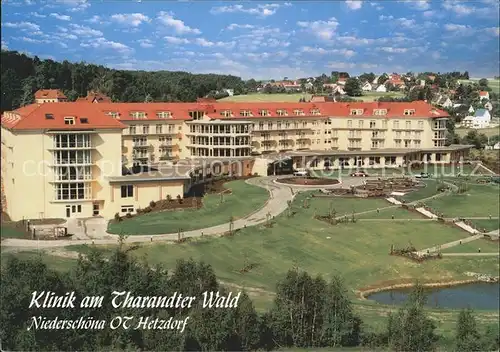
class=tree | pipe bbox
[344,78,362,96]
[455,308,481,351]
[386,284,438,351]
[378,74,389,85]
[462,130,488,149]
[478,78,488,88]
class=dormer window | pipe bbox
[293,109,304,116]
[350,109,364,115]
[374,109,387,116]
[220,110,232,117]
[80,117,88,124]
[276,109,288,116]
[404,109,415,116]
[156,111,172,119]
[130,111,146,119]
[106,111,120,119]
[45,113,54,120]
[64,117,75,125]
[310,109,320,115]
[240,110,252,117]
[259,110,270,117]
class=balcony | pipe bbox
[49,143,94,150]
[133,143,151,149]
[159,155,175,161]
[52,159,92,166]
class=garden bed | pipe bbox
[277,177,340,186]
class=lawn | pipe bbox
[354,91,405,102]
[356,208,425,219]
[107,180,269,235]
[469,219,500,232]
[440,240,499,254]
[0,250,78,272]
[458,79,500,95]
[456,127,500,138]
[82,192,499,308]
[0,223,30,238]
[424,183,500,218]
[218,93,311,102]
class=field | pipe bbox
[458,78,500,95]
[456,127,499,138]
[107,180,269,235]
[218,91,404,103]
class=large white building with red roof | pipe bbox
[1,98,471,221]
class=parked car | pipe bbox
[414,172,430,179]
[350,171,368,177]
[293,169,310,177]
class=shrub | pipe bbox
[125,213,132,218]
[177,195,183,204]
[136,208,142,214]
[166,194,172,202]
[149,200,156,208]
[114,213,121,222]
[143,206,152,213]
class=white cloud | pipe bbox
[86,15,101,23]
[56,0,90,12]
[442,0,496,17]
[13,36,49,44]
[297,17,338,40]
[157,11,201,34]
[69,24,103,37]
[327,61,356,69]
[30,12,46,18]
[431,51,441,60]
[110,13,150,27]
[80,37,133,54]
[164,36,190,44]
[194,38,236,49]
[401,0,430,10]
[227,23,255,30]
[360,63,379,69]
[395,17,417,29]
[301,48,356,57]
[378,15,393,20]
[377,47,408,53]
[422,10,435,17]
[50,13,71,21]
[138,39,154,48]
[3,21,40,31]
[1,40,7,50]
[210,3,291,17]
[345,1,363,10]
[484,27,500,36]
[444,23,471,32]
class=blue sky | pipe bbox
[2,0,499,80]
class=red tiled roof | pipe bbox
[34,89,67,100]
[1,101,449,130]
[76,91,112,103]
[1,103,126,130]
[479,91,488,96]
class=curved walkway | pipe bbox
[1,176,366,250]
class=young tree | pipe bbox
[386,283,438,351]
[344,78,362,97]
[455,308,481,352]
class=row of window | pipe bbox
[129,124,179,135]
[189,125,251,134]
[54,183,91,200]
[53,134,92,148]
[346,120,425,129]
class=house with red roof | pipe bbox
[479,91,490,101]
[34,89,67,103]
[76,91,112,103]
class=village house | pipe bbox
[462,109,492,129]
[362,82,372,91]
[479,91,490,101]
[34,89,68,104]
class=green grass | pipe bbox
[401,180,439,202]
[356,207,424,219]
[218,93,311,102]
[456,127,500,138]
[440,239,499,254]
[0,223,30,238]
[0,251,78,272]
[458,79,500,95]
[355,92,405,102]
[470,219,500,232]
[107,180,269,235]
[424,184,500,218]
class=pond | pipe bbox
[367,282,500,310]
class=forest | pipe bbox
[1,242,498,351]
[1,50,259,112]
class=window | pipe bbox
[350,109,363,115]
[404,140,411,148]
[130,111,146,119]
[374,109,387,116]
[418,120,424,129]
[382,120,388,129]
[259,110,270,116]
[156,124,162,134]
[107,111,120,119]
[370,120,376,128]
[129,126,136,135]
[143,125,149,134]
[220,110,232,117]
[45,113,54,119]
[240,110,252,117]
[54,183,90,200]
[277,109,287,116]
[64,117,75,125]
[121,185,134,198]
[80,117,88,124]
[121,205,134,213]
[358,120,364,128]
[393,120,400,129]
[405,120,411,129]
[404,109,415,116]
[310,109,321,115]
[347,120,353,127]
[156,111,171,119]
[294,109,304,116]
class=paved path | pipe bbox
[416,234,484,255]
[442,252,500,257]
[1,176,367,250]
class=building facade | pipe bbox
[1,97,471,221]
